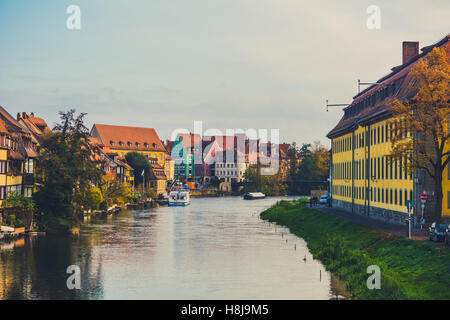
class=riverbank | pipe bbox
[260,199,450,300]
[189,189,237,197]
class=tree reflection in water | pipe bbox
[0,233,103,299]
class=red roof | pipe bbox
[327,35,450,138]
[91,124,166,152]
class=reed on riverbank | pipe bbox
[260,199,450,300]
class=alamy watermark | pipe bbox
[170,121,280,176]
[366,5,381,30]
[66,265,81,290]
[366,265,381,290]
[66,5,81,30]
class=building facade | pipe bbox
[90,124,166,167]
[327,36,450,224]
[0,107,39,205]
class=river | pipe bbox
[0,196,348,300]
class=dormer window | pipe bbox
[127,142,132,147]
[119,141,124,146]
[136,142,140,148]
[144,143,149,148]
[152,143,157,148]
[110,140,114,146]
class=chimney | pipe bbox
[402,41,419,64]
[22,112,27,119]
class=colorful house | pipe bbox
[172,133,202,182]
[0,106,38,205]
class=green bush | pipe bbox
[7,214,16,226]
[14,219,24,228]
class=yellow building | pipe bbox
[0,106,38,207]
[328,36,449,223]
[149,158,167,196]
[90,124,166,167]
[164,153,175,182]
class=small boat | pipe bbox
[168,189,190,206]
[243,192,266,200]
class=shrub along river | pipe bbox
[0,196,348,299]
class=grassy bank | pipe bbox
[260,199,450,300]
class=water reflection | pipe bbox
[0,196,348,300]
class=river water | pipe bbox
[0,196,348,300]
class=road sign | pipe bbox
[420,191,427,203]
[406,200,413,212]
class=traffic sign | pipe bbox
[420,191,427,203]
[406,200,413,212]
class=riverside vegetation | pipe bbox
[260,199,450,299]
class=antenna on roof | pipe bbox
[358,79,380,94]
[326,99,350,112]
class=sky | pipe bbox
[0,0,448,147]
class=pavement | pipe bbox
[313,204,432,241]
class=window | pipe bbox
[110,140,115,146]
[448,191,450,209]
[394,159,398,179]
[377,157,380,180]
[24,159,34,174]
[0,160,6,174]
[400,158,404,179]
[24,187,33,198]
[377,126,380,144]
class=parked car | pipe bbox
[428,222,450,242]
[319,195,328,205]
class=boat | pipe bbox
[168,189,190,206]
[243,192,266,200]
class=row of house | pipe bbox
[167,132,291,189]
[327,34,450,223]
[0,108,292,202]
[0,110,50,206]
[89,124,174,195]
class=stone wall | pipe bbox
[332,199,409,226]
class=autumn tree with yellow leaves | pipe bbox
[389,47,449,221]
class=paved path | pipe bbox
[314,205,430,240]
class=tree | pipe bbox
[389,47,449,222]
[286,142,300,192]
[289,143,329,195]
[311,141,330,182]
[33,110,103,232]
[100,179,133,206]
[2,192,34,212]
[125,152,151,187]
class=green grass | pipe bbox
[260,199,450,300]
